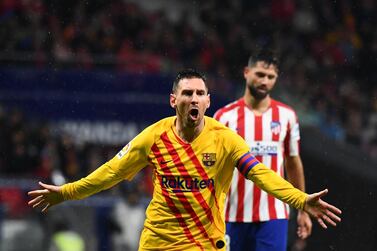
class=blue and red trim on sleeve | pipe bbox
[237,152,260,177]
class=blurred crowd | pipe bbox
[1,0,377,159]
[0,105,154,192]
[1,0,377,150]
[0,105,107,180]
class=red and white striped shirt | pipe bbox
[214,98,300,222]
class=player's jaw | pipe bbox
[186,105,204,128]
[248,84,271,100]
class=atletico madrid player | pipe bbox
[214,50,311,251]
[28,69,341,251]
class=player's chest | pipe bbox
[227,112,290,142]
[150,140,220,178]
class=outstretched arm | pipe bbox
[28,127,154,213]
[239,156,342,228]
[285,155,312,239]
[28,161,126,213]
[304,189,342,229]
[28,182,64,213]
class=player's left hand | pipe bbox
[304,189,342,229]
[28,181,64,213]
[296,210,312,239]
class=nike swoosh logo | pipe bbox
[160,160,173,165]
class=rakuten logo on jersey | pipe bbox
[249,141,279,156]
[161,176,214,192]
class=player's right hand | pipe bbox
[28,181,64,213]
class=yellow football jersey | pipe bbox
[61,116,307,250]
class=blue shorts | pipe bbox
[226,219,288,251]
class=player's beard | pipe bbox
[248,84,270,100]
[186,115,197,128]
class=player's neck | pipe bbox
[174,118,204,143]
[243,94,271,115]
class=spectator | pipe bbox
[111,184,146,251]
[49,221,85,251]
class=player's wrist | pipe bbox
[60,184,70,201]
[298,209,309,215]
[302,194,309,211]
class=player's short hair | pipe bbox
[247,49,280,72]
[172,69,208,94]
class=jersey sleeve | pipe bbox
[242,162,307,209]
[222,128,251,166]
[61,125,156,200]
[285,111,300,156]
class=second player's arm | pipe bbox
[285,155,312,238]
[285,156,305,191]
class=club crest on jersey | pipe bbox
[270,121,281,135]
[202,153,216,167]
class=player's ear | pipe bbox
[206,93,210,108]
[243,67,250,78]
[170,93,177,109]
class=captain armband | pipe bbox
[236,152,260,177]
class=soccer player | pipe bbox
[28,69,341,251]
[214,50,311,251]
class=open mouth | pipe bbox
[189,108,199,120]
